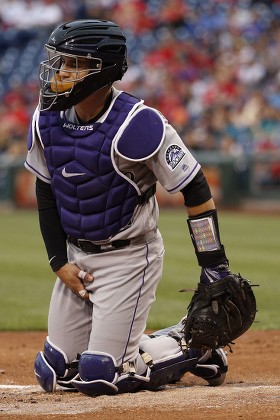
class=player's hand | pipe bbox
[55,263,94,300]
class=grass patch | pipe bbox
[0,208,278,330]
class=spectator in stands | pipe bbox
[0,90,30,158]
[0,0,63,30]
[1,0,280,175]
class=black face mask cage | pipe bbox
[38,47,103,111]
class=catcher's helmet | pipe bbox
[39,19,128,111]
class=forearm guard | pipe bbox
[187,209,228,267]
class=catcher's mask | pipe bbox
[39,19,128,111]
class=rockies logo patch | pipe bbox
[165,145,186,170]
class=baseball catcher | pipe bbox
[182,210,257,350]
[25,18,256,397]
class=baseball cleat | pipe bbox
[188,347,228,386]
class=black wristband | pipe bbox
[187,209,228,267]
[49,256,68,272]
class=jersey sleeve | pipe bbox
[24,108,51,183]
[146,123,201,194]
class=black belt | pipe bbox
[68,237,130,253]
[68,229,158,254]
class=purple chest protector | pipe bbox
[38,92,142,241]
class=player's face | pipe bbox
[39,48,102,94]
[59,56,90,81]
[48,55,90,93]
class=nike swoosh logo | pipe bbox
[62,168,86,178]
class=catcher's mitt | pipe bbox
[182,274,257,349]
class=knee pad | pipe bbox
[34,351,56,392]
[139,335,198,390]
[34,336,78,392]
[72,351,119,396]
[72,351,150,396]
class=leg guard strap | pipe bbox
[116,364,150,394]
[139,335,198,390]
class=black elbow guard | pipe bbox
[181,169,212,207]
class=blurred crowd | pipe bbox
[0,0,280,186]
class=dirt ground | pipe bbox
[0,330,279,419]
